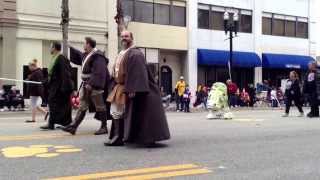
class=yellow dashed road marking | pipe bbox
[1,145,82,158]
[54,145,75,149]
[110,168,211,180]
[0,133,92,142]
[1,146,47,158]
[55,149,82,153]
[36,153,60,158]
[45,164,211,180]
[29,145,54,148]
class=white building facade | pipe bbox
[0,0,318,98]
[1,0,188,97]
[187,0,317,92]
[0,0,109,92]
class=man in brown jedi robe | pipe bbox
[40,42,73,130]
[104,31,170,146]
[62,37,111,135]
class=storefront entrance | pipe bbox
[262,68,306,87]
[160,65,172,95]
[203,66,254,89]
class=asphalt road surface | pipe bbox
[1,108,320,180]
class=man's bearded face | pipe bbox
[120,32,133,48]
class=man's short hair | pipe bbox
[85,37,96,48]
[52,42,61,51]
[121,30,134,40]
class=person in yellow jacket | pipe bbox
[175,76,186,112]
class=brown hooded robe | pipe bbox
[123,48,170,144]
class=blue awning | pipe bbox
[197,49,261,68]
[262,53,315,69]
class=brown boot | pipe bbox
[62,110,86,135]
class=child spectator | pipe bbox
[183,86,191,113]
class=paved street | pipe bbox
[1,108,320,180]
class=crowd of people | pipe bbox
[169,61,320,119]
[0,85,25,112]
[171,79,260,112]
[164,75,305,114]
[283,62,320,118]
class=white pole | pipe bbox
[0,78,42,84]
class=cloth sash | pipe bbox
[82,48,98,72]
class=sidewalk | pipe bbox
[0,110,32,116]
[164,103,284,112]
[0,105,285,116]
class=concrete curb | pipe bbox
[0,107,285,116]
[164,106,284,113]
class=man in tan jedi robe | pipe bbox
[104,31,170,146]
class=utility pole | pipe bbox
[61,0,69,57]
[224,10,239,81]
[115,0,125,52]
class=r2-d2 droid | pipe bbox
[206,82,233,120]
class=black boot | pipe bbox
[40,113,55,130]
[94,119,108,135]
[94,112,108,135]
[40,123,54,130]
[104,119,124,146]
[62,110,86,135]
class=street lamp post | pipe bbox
[224,9,239,81]
[115,0,124,52]
[115,0,131,52]
[61,0,69,57]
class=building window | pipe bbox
[171,1,186,27]
[239,13,252,33]
[198,5,210,29]
[262,17,272,35]
[135,0,154,23]
[285,19,296,37]
[122,0,186,27]
[212,11,224,30]
[122,0,134,18]
[262,12,309,39]
[198,4,252,33]
[272,18,285,36]
[297,21,308,38]
[154,0,170,25]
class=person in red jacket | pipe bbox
[226,79,238,107]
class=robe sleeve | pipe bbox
[87,55,107,90]
[124,49,150,93]
[58,55,73,94]
[69,46,83,66]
